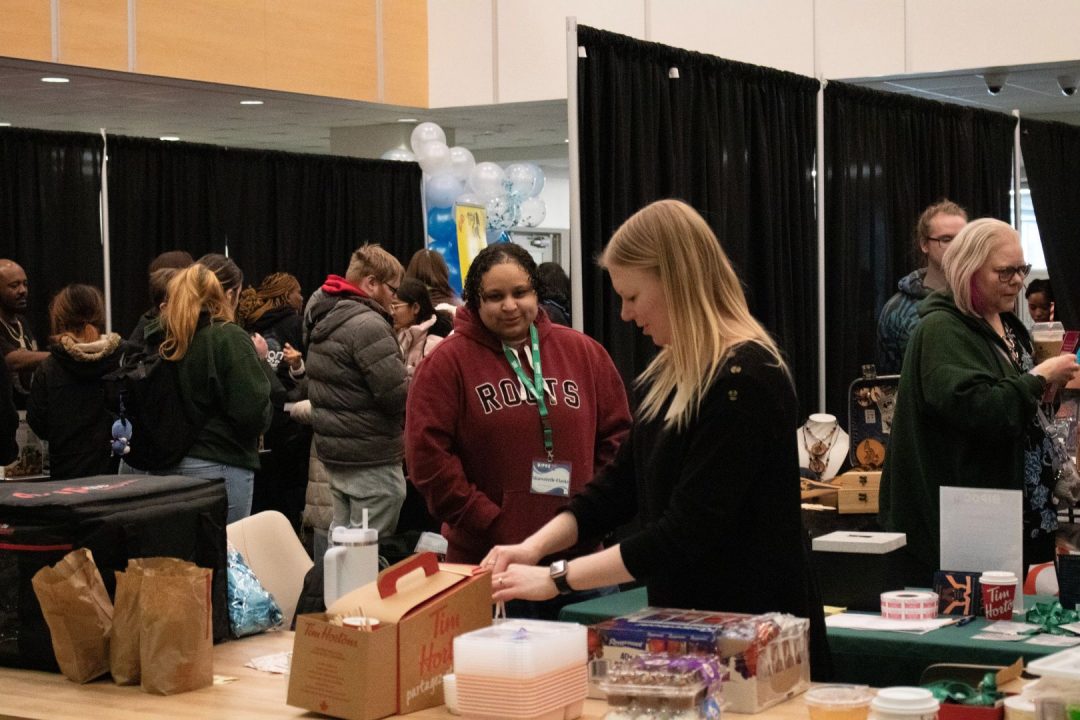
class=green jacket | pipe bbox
[878,291,1045,567]
[175,319,272,471]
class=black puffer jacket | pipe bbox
[27,333,132,479]
[304,277,406,467]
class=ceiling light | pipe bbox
[564,138,570,143]
[159,135,180,142]
[41,77,69,83]
[397,118,418,123]
[240,100,264,105]
[0,123,10,127]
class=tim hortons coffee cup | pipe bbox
[979,571,1018,620]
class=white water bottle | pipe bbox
[323,509,379,607]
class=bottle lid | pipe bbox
[980,571,1017,585]
[331,525,378,545]
[871,687,939,715]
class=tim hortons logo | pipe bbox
[408,606,461,704]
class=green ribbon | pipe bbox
[1025,601,1079,635]
[923,673,1003,707]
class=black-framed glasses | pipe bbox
[994,264,1032,283]
[927,235,955,244]
[386,282,399,295]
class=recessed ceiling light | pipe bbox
[240,100,264,105]
[41,77,69,83]
[0,123,10,127]
[397,118,418,123]
[159,135,180,142]
[564,138,570,143]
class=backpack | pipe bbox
[104,348,199,471]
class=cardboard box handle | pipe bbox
[378,552,440,599]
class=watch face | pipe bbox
[550,559,567,576]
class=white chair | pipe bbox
[226,510,313,627]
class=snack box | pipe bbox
[589,608,810,714]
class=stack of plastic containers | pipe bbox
[452,619,588,720]
[1024,646,1080,720]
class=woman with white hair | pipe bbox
[483,199,827,672]
[880,218,1079,584]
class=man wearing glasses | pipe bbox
[877,200,968,374]
[303,244,408,538]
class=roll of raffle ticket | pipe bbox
[879,591,939,620]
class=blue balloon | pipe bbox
[485,227,510,244]
[426,206,463,295]
[427,205,456,246]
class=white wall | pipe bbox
[427,0,1080,106]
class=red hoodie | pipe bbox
[321,274,368,298]
[405,305,632,563]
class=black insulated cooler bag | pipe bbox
[0,474,228,671]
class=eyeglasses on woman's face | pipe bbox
[994,264,1032,283]
[927,235,955,244]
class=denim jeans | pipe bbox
[120,456,254,524]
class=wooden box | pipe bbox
[835,470,880,514]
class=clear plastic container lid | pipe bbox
[805,685,876,708]
[871,687,939,715]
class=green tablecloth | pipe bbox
[558,590,1066,686]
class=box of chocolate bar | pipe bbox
[588,608,810,714]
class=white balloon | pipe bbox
[425,172,464,209]
[448,146,476,182]
[486,194,520,231]
[380,148,416,162]
[455,192,484,206]
[410,122,446,155]
[468,162,507,200]
[417,140,451,175]
[519,196,547,227]
[504,163,538,199]
[526,163,546,197]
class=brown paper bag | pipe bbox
[139,563,214,695]
[110,557,192,685]
[30,547,113,683]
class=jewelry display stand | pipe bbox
[797,413,849,481]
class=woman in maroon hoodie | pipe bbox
[405,243,631,617]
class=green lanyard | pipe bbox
[502,324,553,461]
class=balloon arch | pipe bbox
[382,122,547,294]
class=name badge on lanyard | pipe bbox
[503,325,573,495]
[531,459,572,496]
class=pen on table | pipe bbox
[955,615,976,626]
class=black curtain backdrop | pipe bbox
[0,129,425,338]
[0,129,105,343]
[1020,118,1080,329]
[219,148,426,311]
[823,82,1015,424]
[106,135,226,334]
[576,26,820,418]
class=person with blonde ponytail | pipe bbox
[144,263,272,522]
[485,199,829,674]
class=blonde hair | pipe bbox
[942,218,1019,317]
[159,264,234,361]
[345,244,403,286]
[601,199,788,430]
